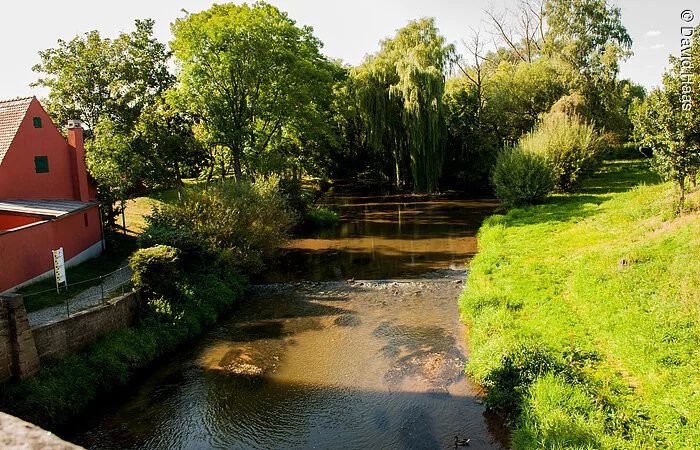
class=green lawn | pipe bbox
[461,160,700,448]
[19,233,138,313]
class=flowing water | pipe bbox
[64,188,504,449]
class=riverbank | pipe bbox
[460,160,700,448]
[0,269,246,429]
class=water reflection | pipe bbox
[64,189,505,449]
[67,279,507,449]
[261,187,498,282]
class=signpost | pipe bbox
[52,247,67,293]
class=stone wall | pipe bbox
[0,291,137,383]
[0,295,40,382]
[0,411,84,450]
[32,292,137,361]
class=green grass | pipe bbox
[460,159,700,448]
[122,188,180,235]
[19,233,138,313]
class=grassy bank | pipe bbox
[19,233,138,312]
[0,267,246,429]
[460,160,700,448]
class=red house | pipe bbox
[0,97,103,292]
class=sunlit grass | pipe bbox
[461,159,700,448]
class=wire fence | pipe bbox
[24,265,134,322]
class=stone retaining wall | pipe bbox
[32,292,137,361]
[0,292,137,383]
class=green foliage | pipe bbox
[302,207,339,231]
[492,145,556,208]
[485,58,570,142]
[129,245,181,299]
[461,160,700,448]
[141,178,296,273]
[32,18,172,133]
[352,18,454,193]
[630,25,700,207]
[520,111,603,191]
[170,1,337,180]
[544,0,632,83]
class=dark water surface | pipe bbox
[64,189,503,449]
[261,187,498,282]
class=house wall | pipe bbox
[0,206,102,292]
[0,99,80,200]
[0,214,41,231]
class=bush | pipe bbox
[520,112,603,191]
[141,177,296,273]
[492,145,556,208]
[278,177,314,216]
[129,245,181,299]
[301,207,339,231]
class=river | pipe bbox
[64,187,505,449]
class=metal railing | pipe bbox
[23,266,133,319]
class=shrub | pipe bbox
[520,112,603,191]
[302,207,339,231]
[141,177,296,273]
[278,177,314,216]
[137,218,200,260]
[129,245,181,299]
[0,269,247,428]
[492,145,556,208]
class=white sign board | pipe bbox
[52,247,67,286]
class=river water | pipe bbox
[64,188,504,449]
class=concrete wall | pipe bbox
[0,295,40,383]
[0,292,137,383]
[0,411,84,449]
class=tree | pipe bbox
[543,0,633,135]
[353,18,454,193]
[170,2,335,181]
[485,0,546,64]
[630,25,700,208]
[32,19,173,132]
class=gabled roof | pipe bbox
[0,97,34,165]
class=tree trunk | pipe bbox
[679,178,686,212]
[174,160,184,201]
[233,151,243,182]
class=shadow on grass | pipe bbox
[495,160,661,228]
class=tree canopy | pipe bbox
[352,18,454,193]
[170,1,336,181]
[32,19,172,132]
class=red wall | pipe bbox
[0,206,102,291]
[0,214,41,231]
[0,99,79,200]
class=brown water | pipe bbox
[262,188,498,282]
[64,189,504,449]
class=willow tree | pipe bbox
[353,18,454,193]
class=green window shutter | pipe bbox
[33,117,42,128]
[35,156,49,173]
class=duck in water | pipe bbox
[454,435,470,447]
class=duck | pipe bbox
[454,435,470,447]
